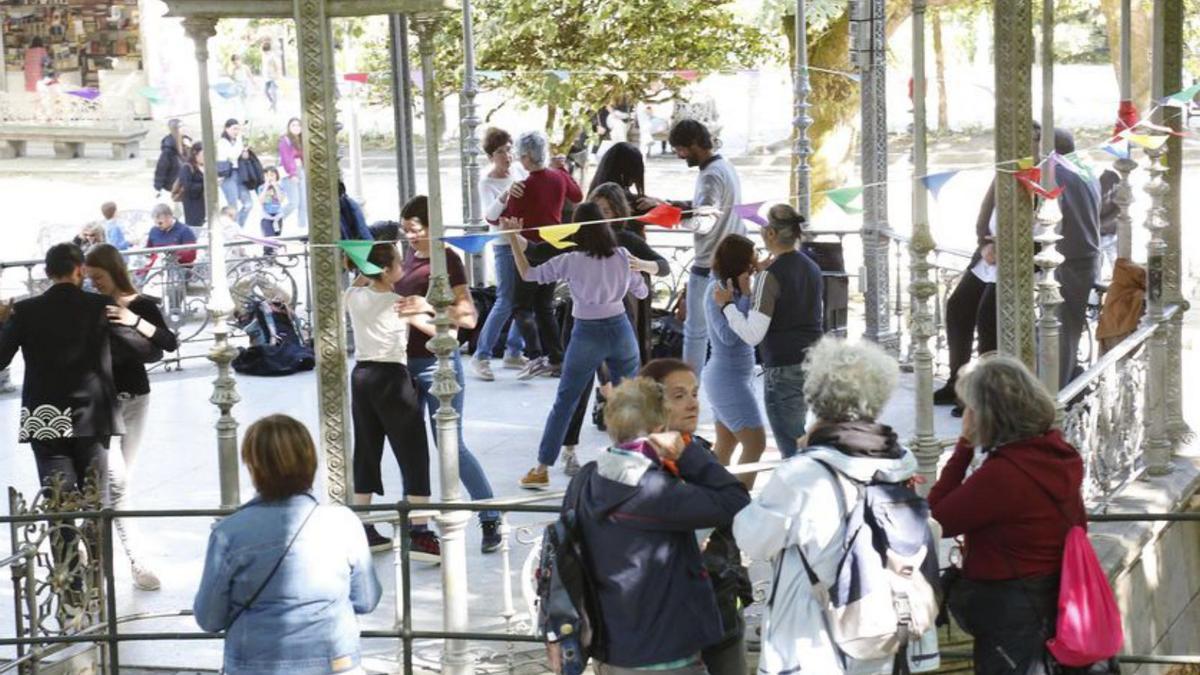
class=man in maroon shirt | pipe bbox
[500,130,582,379]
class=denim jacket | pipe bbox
[194,493,381,674]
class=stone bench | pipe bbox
[0,125,148,160]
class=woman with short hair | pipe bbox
[504,202,644,489]
[734,337,930,674]
[716,204,824,458]
[929,355,1085,675]
[194,415,381,675]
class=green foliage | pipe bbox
[753,0,848,41]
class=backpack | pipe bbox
[240,149,265,191]
[796,458,941,674]
[535,463,607,675]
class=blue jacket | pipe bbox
[565,442,750,668]
[194,493,381,675]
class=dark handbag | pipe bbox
[216,160,233,179]
[223,501,318,630]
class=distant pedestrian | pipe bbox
[153,119,186,199]
[257,166,286,255]
[194,414,382,675]
[24,37,48,92]
[261,40,281,113]
[217,119,253,227]
[176,142,207,228]
[100,202,129,251]
[278,118,307,231]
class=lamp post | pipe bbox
[390,14,418,209]
[793,0,812,219]
[182,16,240,511]
[460,0,485,285]
[908,0,939,491]
[1114,0,1137,260]
[1035,0,1062,395]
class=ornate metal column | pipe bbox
[908,0,938,491]
[1114,0,1137,260]
[1141,143,1171,474]
[390,14,418,208]
[459,0,486,284]
[793,0,812,219]
[993,0,1037,367]
[1156,0,1193,450]
[850,0,897,353]
[183,17,240,510]
[412,15,472,675]
[1034,0,1062,393]
[294,0,353,503]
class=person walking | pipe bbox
[344,241,440,560]
[554,376,750,673]
[392,197,502,553]
[194,415,381,675]
[639,358,755,675]
[261,39,281,113]
[278,118,308,232]
[153,119,186,200]
[505,203,646,490]
[715,205,823,458]
[704,234,766,484]
[638,120,744,382]
[176,141,207,229]
[734,338,928,674]
[85,244,178,591]
[471,127,528,379]
[929,355,1085,674]
[24,37,48,92]
[1051,128,1102,386]
[499,130,582,381]
[218,119,253,227]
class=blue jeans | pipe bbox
[763,363,808,458]
[409,352,498,523]
[683,269,711,383]
[280,170,308,231]
[220,174,253,227]
[537,315,640,467]
[474,244,524,361]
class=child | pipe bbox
[257,166,286,255]
[101,202,130,250]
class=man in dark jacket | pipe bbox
[1051,128,1102,386]
[0,243,122,492]
[153,119,184,196]
[565,429,749,671]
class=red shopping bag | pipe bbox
[1046,526,1124,666]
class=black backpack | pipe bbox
[535,463,607,675]
[239,149,265,191]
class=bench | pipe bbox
[0,125,149,160]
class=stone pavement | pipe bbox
[0,327,965,671]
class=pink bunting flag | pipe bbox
[733,202,767,226]
[1014,167,1063,200]
[675,70,700,82]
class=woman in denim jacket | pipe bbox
[194,415,381,674]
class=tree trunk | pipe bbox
[932,9,950,131]
[1098,0,1153,110]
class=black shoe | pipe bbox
[364,524,392,553]
[933,384,958,406]
[591,387,607,431]
[410,528,442,564]
[951,404,964,418]
[481,520,502,554]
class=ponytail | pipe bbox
[766,203,805,247]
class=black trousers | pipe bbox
[949,574,1059,675]
[945,269,997,384]
[513,279,563,364]
[32,437,108,493]
[351,362,431,497]
[1057,257,1099,387]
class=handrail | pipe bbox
[1058,303,1180,403]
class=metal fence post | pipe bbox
[102,510,119,674]
[1141,143,1171,475]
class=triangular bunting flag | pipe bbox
[442,233,499,255]
[826,187,864,214]
[1166,82,1200,104]
[1014,167,1064,200]
[1016,156,1036,171]
[540,224,580,250]
[411,71,424,90]
[1102,142,1131,160]
[1112,99,1140,139]
[338,240,382,274]
[343,73,368,84]
[68,88,101,101]
[550,70,570,82]
[1134,120,1194,138]
[675,70,700,81]
[733,202,767,226]
[138,86,164,104]
[1125,134,1168,150]
[638,204,684,228]
[921,171,958,200]
[213,81,240,99]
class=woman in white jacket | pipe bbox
[733,337,935,675]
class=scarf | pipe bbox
[807,420,903,460]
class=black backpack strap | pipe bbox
[223,499,319,631]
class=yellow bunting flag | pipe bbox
[540,224,580,250]
[1124,134,1168,150]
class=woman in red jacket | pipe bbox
[928,355,1086,675]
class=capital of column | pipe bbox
[181,17,217,59]
[410,14,439,44]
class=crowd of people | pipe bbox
[0,115,1108,675]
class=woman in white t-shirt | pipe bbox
[344,242,441,561]
[217,119,253,227]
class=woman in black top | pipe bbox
[85,244,178,591]
[559,182,669,474]
[177,141,207,228]
[588,142,648,215]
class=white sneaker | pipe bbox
[502,354,529,370]
[562,449,581,477]
[517,356,553,381]
[471,358,495,382]
[132,564,161,591]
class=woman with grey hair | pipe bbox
[715,203,824,458]
[929,355,1085,675]
[733,337,935,674]
[497,130,582,386]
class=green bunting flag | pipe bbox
[826,187,864,214]
[338,240,382,275]
[1166,82,1200,104]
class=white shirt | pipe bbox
[217,135,244,168]
[480,165,528,227]
[970,210,998,283]
[344,286,408,364]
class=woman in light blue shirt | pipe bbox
[194,415,381,675]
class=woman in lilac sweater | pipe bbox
[503,202,647,489]
[278,118,307,231]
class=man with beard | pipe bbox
[638,120,744,382]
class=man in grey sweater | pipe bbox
[639,120,744,381]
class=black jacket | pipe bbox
[113,295,178,396]
[178,163,207,227]
[0,284,123,442]
[154,134,183,192]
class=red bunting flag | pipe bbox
[344,73,368,84]
[1014,167,1064,200]
[637,204,683,228]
